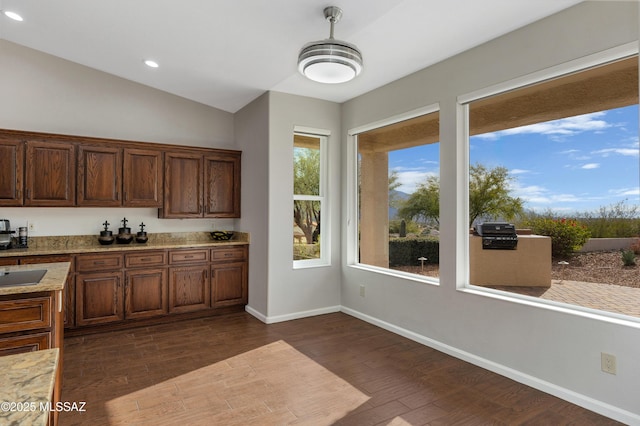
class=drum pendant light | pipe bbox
[297,6,363,84]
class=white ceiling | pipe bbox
[0,0,584,113]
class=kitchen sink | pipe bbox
[0,269,47,287]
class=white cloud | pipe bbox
[581,163,600,169]
[473,111,611,141]
[509,168,531,175]
[592,148,639,157]
[609,187,640,197]
[392,168,437,193]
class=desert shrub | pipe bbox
[577,200,640,238]
[524,217,591,258]
[293,243,320,260]
[389,219,420,235]
[621,250,637,267]
[389,237,439,266]
[630,238,640,255]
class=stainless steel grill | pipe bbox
[475,222,518,250]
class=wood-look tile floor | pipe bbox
[60,313,620,425]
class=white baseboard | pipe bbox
[245,305,341,324]
[244,305,267,323]
[340,306,640,426]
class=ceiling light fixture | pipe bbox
[297,6,362,84]
[143,59,159,68]
[3,10,24,21]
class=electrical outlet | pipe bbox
[359,285,365,297]
[601,352,617,375]
[28,222,35,232]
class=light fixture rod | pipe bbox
[324,6,343,40]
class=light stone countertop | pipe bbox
[0,262,70,296]
[0,231,249,258]
[0,348,59,426]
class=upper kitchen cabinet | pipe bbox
[123,148,163,207]
[77,145,163,207]
[161,152,204,218]
[25,141,76,207]
[205,152,241,218]
[0,139,24,206]
[160,150,241,219]
[77,145,122,206]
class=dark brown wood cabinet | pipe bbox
[211,246,248,308]
[161,150,241,218]
[168,248,211,313]
[78,146,163,207]
[20,255,75,329]
[162,152,204,218]
[77,145,122,206]
[0,139,24,206]
[25,141,76,206]
[123,148,163,207]
[124,250,168,319]
[75,253,124,326]
[205,153,241,218]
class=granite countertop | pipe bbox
[0,231,250,258]
[0,262,70,296]
[0,348,59,426]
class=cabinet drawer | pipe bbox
[0,332,51,356]
[169,249,209,264]
[21,254,75,272]
[211,246,247,262]
[76,253,123,272]
[0,296,52,333]
[125,251,167,268]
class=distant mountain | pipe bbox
[389,190,411,219]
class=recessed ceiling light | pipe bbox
[3,10,24,21]
[144,60,159,68]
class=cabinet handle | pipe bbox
[184,255,194,259]
[224,253,233,257]
[205,270,208,279]
[26,188,31,199]
[141,258,150,262]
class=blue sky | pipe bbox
[389,104,639,214]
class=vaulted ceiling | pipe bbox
[0,0,583,113]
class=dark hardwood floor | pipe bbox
[60,312,620,425]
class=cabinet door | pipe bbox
[204,153,241,218]
[20,254,75,328]
[162,152,203,218]
[0,140,24,206]
[76,271,124,326]
[125,268,168,320]
[123,148,163,207]
[211,261,247,308]
[168,265,210,313]
[25,141,75,206]
[77,145,122,206]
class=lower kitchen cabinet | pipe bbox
[211,262,247,308]
[125,268,168,319]
[168,265,210,314]
[75,271,124,326]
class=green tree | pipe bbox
[398,175,440,225]
[469,163,523,226]
[294,147,320,244]
[399,163,523,227]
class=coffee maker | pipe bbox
[0,219,13,249]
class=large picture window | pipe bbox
[293,130,329,267]
[355,109,440,281]
[464,52,639,319]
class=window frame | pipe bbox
[347,104,441,284]
[457,42,639,324]
[293,126,330,269]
